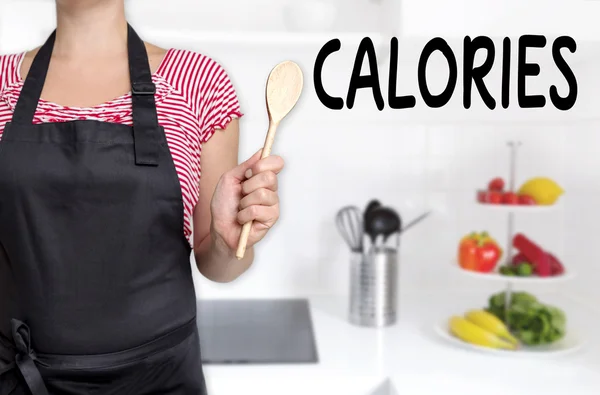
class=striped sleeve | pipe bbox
[0,54,15,93]
[197,58,242,143]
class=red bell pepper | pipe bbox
[458,232,502,273]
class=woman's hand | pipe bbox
[209,149,284,255]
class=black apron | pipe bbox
[0,25,207,394]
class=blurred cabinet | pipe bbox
[400,0,599,39]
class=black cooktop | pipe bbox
[196,298,318,364]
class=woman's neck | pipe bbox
[54,0,127,58]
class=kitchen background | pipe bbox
[0,0,600,307]
[0,0,598,306]
[2,1,599,392]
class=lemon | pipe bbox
[518,177,564,205]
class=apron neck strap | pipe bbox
[11,24,160,166]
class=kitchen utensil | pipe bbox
[349,248,398,327]
[335,206,363,253]
[363,199,381,247]
[381,207,401,243]
[283,1,338,32]
[363,200,381,247]
[236,61,304,260]
[400,211,431,234]
[364,200,381,218]
[363,199,380,236]
[365,207,401,249]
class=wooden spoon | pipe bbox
[235,60,304,259]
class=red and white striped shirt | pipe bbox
[0,49,243,245]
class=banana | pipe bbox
[465,310,520,346]
[448,316,517,350]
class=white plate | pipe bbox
[475,201,562,212]
[453,260,576,283]
[434,320,584,358]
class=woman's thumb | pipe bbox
[230,148,262,179]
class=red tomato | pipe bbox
[518,195,536,205]
[488,178,505,191]
[488,191,503,204]
[477,190,488,203]
[502,192,519,205]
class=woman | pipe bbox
[0,0,283,394]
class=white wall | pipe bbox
[0,0,598,306]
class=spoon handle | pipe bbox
[235,121,278,259]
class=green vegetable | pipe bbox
[485,291,566,346]
[499,265,516,276]
[516,262,533,276]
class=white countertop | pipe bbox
[202,291,600,395]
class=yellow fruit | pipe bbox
[465,310,519,346]
[448,316,517,350]
[518,177,564,205]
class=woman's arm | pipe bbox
[192,118,284,283]
[192,119,253,282]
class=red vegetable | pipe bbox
[511,252,528,266]
[547,253,565,275]
[502,192,519,205]
[477,190,487,203]
[518,195,536,205]
[477,190,502,204]
[488,178,504,192]
[458,233,502,273]
[488,191,503,204]
[477,242,502,272]
[512,234,551,277]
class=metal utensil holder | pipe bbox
[349,247,398,327]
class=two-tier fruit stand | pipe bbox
[435,141,582,356]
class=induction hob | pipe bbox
[196,298,318,364]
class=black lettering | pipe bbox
[501,37,511,109]
[550,36,577,111]
[418,38,457,108]
[347,37,384,110]
[518,35,546,108]
[463,36,495,109]
[388,37,416,109]
[314,39,344,110]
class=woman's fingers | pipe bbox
[237,204,279,226]
[236,153,283,227]
[227,149,263,181]
[242,170,278,194]
[244,155,284,179]
[239,188,279,210]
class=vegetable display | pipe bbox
[458,232,502,273]
[486,291,567,346]
[497,233,565,277]
[476,176,564,206]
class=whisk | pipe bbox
[335,206,363,253]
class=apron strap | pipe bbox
[11,319,50,395]
[11,32,54,126]
[127,24,160,166]
[10,24,160,166]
